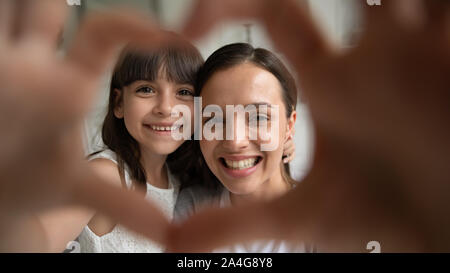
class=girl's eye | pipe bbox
[136,86,155,94]
[178,89,194,96]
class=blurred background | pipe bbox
[62,0,364,182]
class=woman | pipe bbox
[175,43,310,253]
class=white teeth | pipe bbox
[233,161,238,168]
[239,161,244,168]
[150,125,180,131]
[224,158,258,170]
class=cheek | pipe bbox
[175,101,194,131]
[253,119,287,139]
[261,149,284,174]
[249,114,289,153]
[123,98,149,118]
[200,140,217,166]
[124,107,143,127]
[254,121,286,151]
[122,101,151,132]
[186,103,195,130]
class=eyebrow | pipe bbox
[248,102,273,108]
[132,80,193,87]
[201,102,274,111]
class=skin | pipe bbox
[0,0,296,252]
[115,72,195,187]
[0,0,172,252]
[1,0,448,253]
[116,75,195,157]
[168,0,450,252]
[199,62,296,206]
[86,71,196,237]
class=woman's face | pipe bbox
[114,69,194,155]
[200,62,296,195]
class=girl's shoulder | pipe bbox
[87,149,128,189]
[88,149,118,164]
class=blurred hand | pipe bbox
[170,0,450,252]
[0,0,172,251]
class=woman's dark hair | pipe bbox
[91,41,204,189]
[188,43,298,191]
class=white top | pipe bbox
[175,185,311,253]
[77,149,179,253]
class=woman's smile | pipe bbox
[219,155,263,178]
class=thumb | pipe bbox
[168,181,316,252]
[70,171,171,246]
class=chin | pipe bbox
[222,180,260,196]
[146,143,181,156]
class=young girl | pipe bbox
[175,43,310,253]
[75,41,205,252]
[31,39,203,253]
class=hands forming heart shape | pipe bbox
[0,0,449,252]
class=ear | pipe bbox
[285,110,297,141]
[113,88,124,119]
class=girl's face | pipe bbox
[114,69,194,155]
[200,63,296,195]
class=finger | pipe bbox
[8,0,26,41]
[18,0,67,46]
[168,181,316,252]
[389,0,428,30]
[168,203,285,252]
[360,0,398,31]
[285,152,295,164]
[0,0,13,40]
[66,9,167,77]
[423,0,449,26]
[182,0,267,40]
[183,0,329,72]
[283,152,294,164]
[283,141,295,157]
[447,12,450,47]
[263,0,329,69]
[70,171,171,246]
[63,10,172,121]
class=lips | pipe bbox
[219,155,263,178]
[223,157,259,170]
[146,124,181,131]
[143,123,182,136]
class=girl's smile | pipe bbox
[143,122,183,136]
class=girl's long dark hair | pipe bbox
[91,41,204,189]
[186,43,298,191]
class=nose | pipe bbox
[152,91,174,117]
[222,114,249,151]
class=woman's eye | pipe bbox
[249,115,269,122]
[178,89,194,96]
[136,86,154,94]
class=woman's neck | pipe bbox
[229,166,291,207]
[139,146,169,189]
